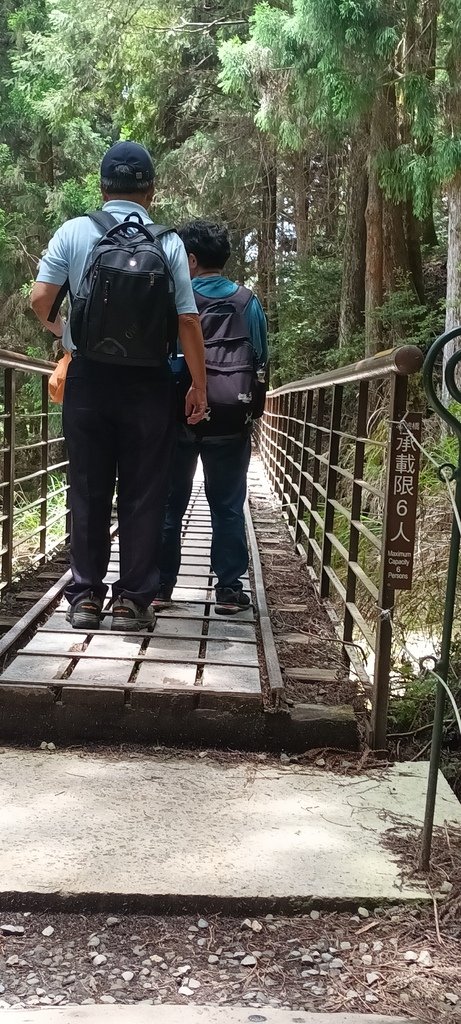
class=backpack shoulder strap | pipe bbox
[194,284,254,314]
[48,211,116,322]
[141,223,175,243]
[229,284,254,312]
[86,210,118,233]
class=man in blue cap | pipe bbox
[31,141,207,632]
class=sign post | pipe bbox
[383,414,422,590]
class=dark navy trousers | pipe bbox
[63,356,175,607]
[159,425,251,591]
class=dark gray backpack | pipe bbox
[195,285,258,435]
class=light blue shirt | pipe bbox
[36,200,198,352]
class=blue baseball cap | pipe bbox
[100,141,155,187]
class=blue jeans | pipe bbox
[159,425,252,591]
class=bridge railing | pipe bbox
[255,346,424,749]
[0,349,69,593]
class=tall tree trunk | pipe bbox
[37,125,54,188]
[405,201,425,303]
[258,140,278,333]
[382,82,412,297]
[419,0,439,248]
[442,24,461,400]
[443,172,461,401]
[324,152,339,241]
[293,151,310,257]
[365,96,384,355]
[339,126,368,348]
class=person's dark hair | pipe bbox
[101,164,154,195]
[179,220,231,269]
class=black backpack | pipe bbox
[192,285,265,436]
[51,211,178,367]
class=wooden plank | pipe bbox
[201,664,261,695]
[69,634,135,685]
[206,640,258,667]
[136,661,197,689]
[284,667,340,682]
[1,654,71,682]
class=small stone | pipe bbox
[88,937,100,948]
[178,985,193,997]
[208,955,219,964]
[359,943,369,954]
[365,992,379,1003]
[310,910,320,921]
[251,919,262,933]
[345,988,359,1000]
[188,926,198,933]
[62,975,76,986]
[418,950,433,968]
[340,941,351,951]
[311,985,325,995]
[440,880,453,894]
[330,958,344,970]
[357,907,369,918]
[280,752,291,764]
[366,972,380,985]
[47,742,56,751]
[197,938,206,947]
[241,955,257,967]
[350,915,360,924]
[41,926,54,937]
[404,951,418,963]
[372,940,383,953]
[315,758,326,766]
[197,919,208,929]
[122,971,134,982]
[92,954,107,967]
[241,918,252,930]
[362,955,373,966]
[188,979,200,990]
[265,914,274,922]
[106,917,120,927]
[40,742,48,750]
[445,992,459,1005]
[1,924,24,935]
[177,965,191,976]
[100,995,116,1004]
[321,953,332,963]
[301,954,314,965]
[150,955,163,964]
[6,955,19,966]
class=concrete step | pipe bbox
[3,1007,421,1023]
[0,748,459,911]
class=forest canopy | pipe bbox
[1,0,460,382]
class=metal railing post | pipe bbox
[370,372,407,750]
[2,369,16,587]
[39,375,49,559]
[419,326,461,869]
[294,390,313,551]
[344,379,369,651]
[320,384,343,598]
[307,388,326,567]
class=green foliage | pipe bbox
[271,254,341,385]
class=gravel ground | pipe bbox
[0,906,460,1021]
[249,490,365,713]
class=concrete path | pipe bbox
[1,748,459,908]
[1,1006,421,1023]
